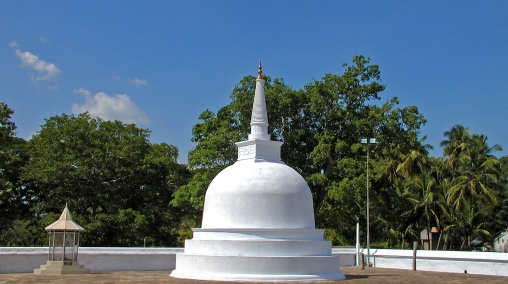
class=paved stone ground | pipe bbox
[0,267,507,284]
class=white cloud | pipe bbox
[128,78,148,86]
[9,41,18,48]
[14,49,61,81]
[75,88,91,97]
[72,89,150,125]
[26,131,38,141]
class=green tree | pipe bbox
[0,102,16,143]
[21,113,189,246]
[439,125,502,250]
[445,132,501,211]
[440,124,471,168]
[487,156,508,234]
[0,102,17,218]
[178,56,427,246]
[394,135,440,248]
[0,102,32,245]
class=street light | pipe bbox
[361,138,376,266]
[356,216,360,267]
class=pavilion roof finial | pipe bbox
[257,61,263,79]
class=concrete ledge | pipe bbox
[0,247,183,274]
[362,248,508,276]
[192,228,325,240]
[332,248,357,267]
[2,247,508,276]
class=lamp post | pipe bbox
[356,216,360,267]
[361,138,376,266]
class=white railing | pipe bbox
[1,247,507,276]
[347,248,508,276]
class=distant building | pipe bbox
[494,230,508,253]
[421,227,440,250]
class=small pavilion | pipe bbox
[34,204,89,274]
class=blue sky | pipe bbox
[1,1,507,162]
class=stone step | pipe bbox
[34,261,89,275]
[171,254,344,281]
[184,239,333,256]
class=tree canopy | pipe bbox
[0,103,30,244]
[2,112,190,246]
[1,55,506,250]
[173,56,428,244]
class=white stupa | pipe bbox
[170,63,345,282]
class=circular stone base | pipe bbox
[170,253,345,282]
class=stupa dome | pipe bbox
[201,159,315,229]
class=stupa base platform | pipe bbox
[171,254,345,282]
[171,229,345,282]
[34,261,90,275]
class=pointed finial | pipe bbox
[65,202,68,208]
[257,61,263,79]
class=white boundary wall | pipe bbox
[0,247,182,273]
[357,248,508,277]
[1,247,507,276]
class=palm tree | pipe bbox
[435,176,458,250]
[440,124,471,169]
[447,134,502,210]
[440,129,502,250]
[397,134,433,177]
[454,198,493,250]
[402,172,439,249]
[396,134,439,248]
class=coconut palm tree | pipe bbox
[396,134,433,178]
[440,131,502,250]
[396,134,440,248]
[447,134,502,210]
[402,172,439,248]
[440,124,471,169]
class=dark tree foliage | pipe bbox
[17,113,189,246]
[2,56,505,249]
[174,56,428,246]
[0,103,32,245]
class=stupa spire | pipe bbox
[235,63,283,162]
[248,61,270,141]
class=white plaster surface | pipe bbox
[192,228,325,240]
[184,239,332,256]
[494,231,508,252]
[0,247,47,273]
[171,254,343,281]
[0,247,182,273]
[201,160,315,229]
[365,248,508,276]
[2,247,508,276]
[248,77,270,141]
[171,228,345,281]
[172,72,345,281]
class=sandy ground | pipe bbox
[1,267,507,284]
